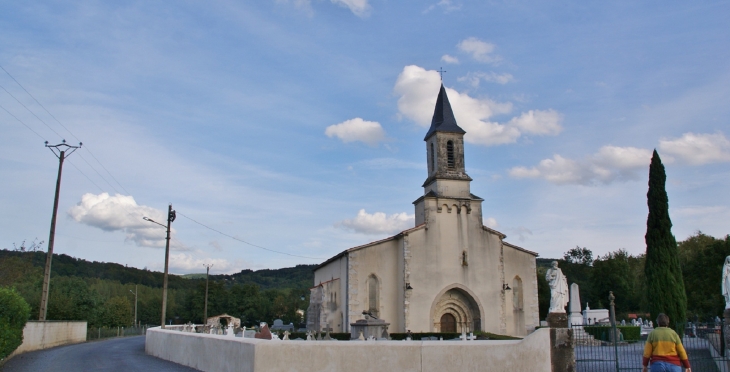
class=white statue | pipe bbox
[546,261,569,313]
[722,256,730,309]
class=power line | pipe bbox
[0,103,46,141]
[0,64,131,195]
[0,83,64,140]
[176,211,324,260]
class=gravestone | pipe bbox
[255,324,273,340]
[350,317,389,340]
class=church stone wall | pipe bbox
[348,239,402,332]
[502,245,539,336]
[313,256,348,332]
[405,201,507,334]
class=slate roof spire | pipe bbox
[423,84,465,140]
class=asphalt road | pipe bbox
[1,336,199,372]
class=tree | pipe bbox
[680,234,730,320]
[0,287,30,360]
[100,296,133,327]
[563,246,593,265]
[644,150,686,333]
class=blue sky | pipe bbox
[1,0,728,274]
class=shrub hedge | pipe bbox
[0,287,31,360]
[583,325,640,341]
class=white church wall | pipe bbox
[405,199,508,334]
[502,244,539,336]
[347,238,402,332]
[313,256,348,332]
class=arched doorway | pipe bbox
[440,313,457,333]
[431,287,482,333]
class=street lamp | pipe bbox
[143,204,175,329]
[129,285,138,327]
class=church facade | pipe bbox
[308,85,539,337]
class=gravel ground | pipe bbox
[1,336,199,372]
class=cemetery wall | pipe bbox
[145,326,551,372]
[9,321,87,357]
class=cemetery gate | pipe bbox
[573,321,730,372]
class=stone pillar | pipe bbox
[724,309,730,357]
[547,312,575,372]
[568,283,583,327]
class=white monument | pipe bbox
[722,256,730,309]
[568,283,583,326]
[546,261,569,313]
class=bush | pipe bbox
[583,325,640,341]
[0,287,31,360]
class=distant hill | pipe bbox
[212,264,317,290]
[0,249,316,290]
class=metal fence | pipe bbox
[86,325,149,341]
[574,322,730,372]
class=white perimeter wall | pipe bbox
[10,321,87,357]
[146,327,551,372]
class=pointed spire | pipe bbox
[424,84,465,140]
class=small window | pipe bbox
[447,141,455,168]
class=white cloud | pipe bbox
[331,0,371,17]
[458,71,514,86]
[325,118,386,146]
[659,132,730,165]
[507,109,563,136]
[338,209,414,235]
[393,65,562,146]
[424,0,462,13]
[457,37,501,64]
[67,193,177,248]
[484,217,498,228]
[441,54,459,64]
[509,146,653,185]
[165,253,243,274]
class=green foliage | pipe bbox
[536,267,550,319]
[592,250,644,314]
[582,326,640,341]
[100,296,134,327]
[644,150,686,334]
[0,287,31,360]
[563,247,593,265]
[680,234,730,320]
[617,326,641,341]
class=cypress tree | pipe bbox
[644,150,686,334]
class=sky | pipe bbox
[1,0,729,275]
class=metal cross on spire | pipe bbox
[438,67,447,81]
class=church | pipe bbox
[308,85,540,337]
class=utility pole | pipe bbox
[143,204,175,329]
[129,285,138,327]
[39,140,81,321]
[203,264,213,326]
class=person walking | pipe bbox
[642,313,691,372]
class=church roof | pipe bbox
[314,224,426,271]
[423,84,466,141]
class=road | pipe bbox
[2,336,199,372]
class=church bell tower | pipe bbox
[422,84,472,198]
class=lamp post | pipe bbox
[203,264,213,326]
[129,285,138,327]
[143,204,175,329]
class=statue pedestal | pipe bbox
[547,312,568,328]
[724,309,730,357]
[546,312,574,372]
